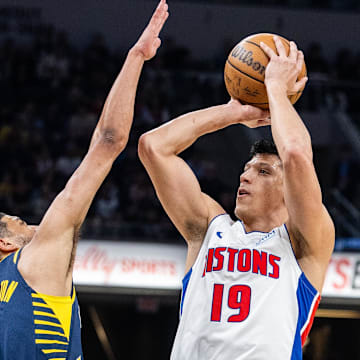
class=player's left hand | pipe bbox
[260,36,308,95]
[132,0,169,61]
[227,98,271,128]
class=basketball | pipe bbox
[224,33,307,109]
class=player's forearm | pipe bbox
[90,48,145,151]
[140,104,237,156]
[266,82,312,160]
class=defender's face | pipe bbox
[235,154,284,220]
[2,215,37,247]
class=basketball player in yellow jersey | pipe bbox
[0,2,169,359]
[139,37,334,359]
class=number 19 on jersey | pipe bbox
[211,284,251,322]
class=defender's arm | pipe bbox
[19,0,169,296]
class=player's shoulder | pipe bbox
[209,213,231,225]
[206,213,234,238]
[202,192,227,224]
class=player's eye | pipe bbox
[259,169,269,174]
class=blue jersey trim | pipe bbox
[291,273,318,360]
[180,268,193,316]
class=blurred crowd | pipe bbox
[0,28,359,241]
[165,0,360,11]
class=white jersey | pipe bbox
[171,214,320,360]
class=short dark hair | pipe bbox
[0,212,11,238]
[249,139,279,158]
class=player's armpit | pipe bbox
[287,206,334,293]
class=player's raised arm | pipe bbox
[260,36,335,291]
[138,101,269,271]
[19,0,169,296]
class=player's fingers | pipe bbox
[260,42,276,59]
[249,106,270,120]
[150,0,168,30]
[296,50,304,73]
[258,109,270,119]
[289,41,298,62]
[293,76,308,92]
[256,118,271,127]
[159,9,169,30]
[259,110,270,122]
[156,0,166,11]
[273,36,286,57]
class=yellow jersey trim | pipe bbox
[33,310,58,318]
[33,287,76,340]
[42,349,67,354]
[34,319,63,328]
[32,301,51,308]
[35,329,66,337]
[13,249,20,264]
[35,339,69,345]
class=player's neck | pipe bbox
[0,251,8,262]
[240,209,288,233]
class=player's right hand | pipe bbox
[227,98,271,128]
[132,0,169,61]
[260,36,308,95]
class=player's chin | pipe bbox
[234,204,245,220]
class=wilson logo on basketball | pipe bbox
[230,45,265,75]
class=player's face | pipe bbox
[2,215,37,247]
[235,154,284,220]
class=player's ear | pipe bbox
[0,238,18,252]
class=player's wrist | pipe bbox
[264,79,287,96]
[224,102,243,125]
[129,46,147,61]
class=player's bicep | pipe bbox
[139,148,223,242]
[283,153,334,258]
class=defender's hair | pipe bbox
[249,139,279,158]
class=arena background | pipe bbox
[0,0,360,358]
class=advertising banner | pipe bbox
[74,241,360,299]
[74,241,187,289]
[322,253,360,298]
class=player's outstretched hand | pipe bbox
[132,0,169,61]
[260,36,308,95]
[227,98,271,128]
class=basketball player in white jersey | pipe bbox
[138,36,335,359]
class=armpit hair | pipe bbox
[184,220,206,243]
[67,225,81,275]
[291,227,309,257]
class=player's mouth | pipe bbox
[238,188,250,198]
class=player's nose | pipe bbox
[240,171,251,184]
